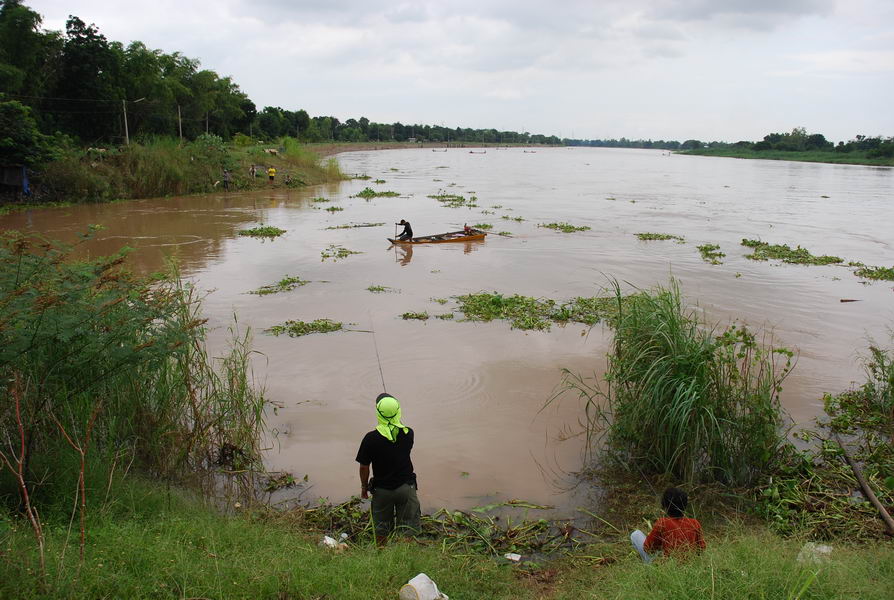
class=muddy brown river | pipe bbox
[3,148,892,516]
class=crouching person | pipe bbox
[356,393,421,546]
[631,487,705,563]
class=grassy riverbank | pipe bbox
[4,135,346,208]
[680,147,894,167]
[4,476,892,599]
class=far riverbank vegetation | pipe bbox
[2,228,893,597]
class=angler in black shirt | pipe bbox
[356,393,420,545]
[396,219,413,241]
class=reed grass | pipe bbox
[553,279,793,486]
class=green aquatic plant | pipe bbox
[354,174,372,180]
[324,206,343,212]
[238,225,286,238]
[454,292,623,331]
[353,187,400,199]
[741,239,842,265]
[853,264,894,281]
[552,279,794,486]
[635,232,685,242]
[374,179,386,184]
[321,245,362,261]
[428,192,477,208]
[435,313,454,320]
[324,222,385,230]
[367,285,396,293]
[480,210,495,215]
[497,231,512,237]
[311,197,330,203]
[401,311,429,320]
[431,297,448,305]
[265,319,343,337]
[539,222,591,233]
[697,243,726,264]
[472,223,493,230]
[249,276,308,296]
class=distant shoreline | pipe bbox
[679,147,894,168]
[307,141,557,158]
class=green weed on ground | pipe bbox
[540,222,591,233]
[697,243,726,264]
[265,319,343,337]
[238,225,286,238]
[636,232,685,243]
[741,239,842,265]
[249,276,308,296]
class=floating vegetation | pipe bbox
[606,197,616,201]
[311,197,330,203]
[354,174,371,180]
[491,204,503,209]
[401,311,429,320]
[435,313,454,320]
[249,276,308,296]
[324,206,344,212]
[431,297,448,305]
[374,179,386,184]
[480,210,495,215]
[389,167,399,172]
[852,264,894,280]
[428,192,478,208]
[539,222,591,233]
[741,239,843,265]
[325,222,385,230]
[635,232,685,242]
[455,292,622,331]
[502,215,525,222]
[435,165,449,169]
[353,187,400,199]
[238,225,286,238]
[497,231,513,237]
[321,244,362,261]
[472,223,493,230]
[367,284,396,293]
[697,243,725,265]
[265,319,343,337]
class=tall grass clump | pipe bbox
[558,279,793,486]
[0,230,266,574]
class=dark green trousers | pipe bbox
[371,483,421,536]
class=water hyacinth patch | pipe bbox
[265,319,343,337]
[353,187,400,199]
[325,222,385,230]
[238,225,286,238]
[249,276,308,296]
[636,232,685,243]
[697,243,726,264]
[741,239,842,265]
[539,222,591,233]
[401,311,429,320]
[321,245,362,261]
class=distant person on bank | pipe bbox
[396,219,413,241]
[631,487,705,563]
[267,166,276,182]
[356,393,420,546]
[222,169,231,191]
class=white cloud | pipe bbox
[27,0,894,141]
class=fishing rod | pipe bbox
[368,312,387,392]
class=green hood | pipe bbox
[375,394,408,442]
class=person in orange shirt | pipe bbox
[631,487,705,563]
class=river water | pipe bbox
[3,148,892,516]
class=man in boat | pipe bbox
[396,219,413,241]
[356,393,420,545]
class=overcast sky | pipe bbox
[30,0,894,142]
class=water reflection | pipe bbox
[392,243,413,265]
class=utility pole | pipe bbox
[123,99,130,145]
[177,105,183,143]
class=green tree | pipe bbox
[0,99,54,165]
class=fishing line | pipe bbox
[368,312,387,392]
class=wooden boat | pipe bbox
[388,228,488,244]
[468,150,486,154]
[431,148,448,152]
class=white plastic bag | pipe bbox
[399,573,449,600]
